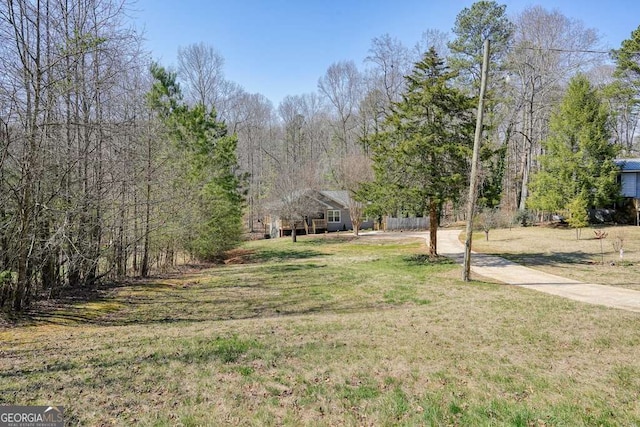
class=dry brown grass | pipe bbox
[1,232,640,425]
[471,225,640,290]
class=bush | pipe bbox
[514,209,534,227]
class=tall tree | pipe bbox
[505,6,602,210]
[360,34,413,145]
[148,63,245,261]
[365,34,411,108]
[448,1,514,89]
[0,0,144,310]
[528,75,620,214]
[318,60,363,155]
[448,1,514,212]
[332,154,374,236]
[233,92,276,232]
[611,25,640,153]
[613,26,640,77]
[366,48,474,256]
[178,42,226,109]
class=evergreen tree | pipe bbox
[448,1,514,210]
[528,74,620,213]
[148,64,245,261]
[448,0,514,88]
[613,25,640,78]
[566,193,589,240]
[364,48,475,256]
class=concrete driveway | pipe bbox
[404,229,640,314]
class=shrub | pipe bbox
[514,209,534,227]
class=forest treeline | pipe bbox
[1,0,639,311]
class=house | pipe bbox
[265,190,374,238]
[616,159,640,199]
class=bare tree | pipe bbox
[414,28,450,59]
[318,60,363,155]
[365,34,411,108]
[592,65,640,155]
[278,95,309,166]
[268,162,322,242]
[332,154,373,236]
[234,92,276,231]
[178,42,225,109]
[0,0,147,310]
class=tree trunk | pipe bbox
[133,190,139,273]
[141,133,152,277]
[429,200,438,257]
[291,226,297,243]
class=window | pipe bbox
[327,210,341,223]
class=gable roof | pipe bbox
[616,159,640,172]
[267,189,353,214]
[318,190,350,209]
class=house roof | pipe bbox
[319,190,351,209]
[616,159,640,172]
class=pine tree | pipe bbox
[148,64,245,261]
[613,25,640,77]
[365,48,474,256]
[529,75,620,214]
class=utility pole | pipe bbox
[463,39,490,282]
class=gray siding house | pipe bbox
[318,190,364,232]
[266,190,373,238]
[616,159,640,199]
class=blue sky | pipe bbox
[132,0,640,106]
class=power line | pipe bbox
[522,46,613,55]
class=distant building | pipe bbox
[616,159,640,199]
[265,190,374,238]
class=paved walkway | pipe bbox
[412,229,640,313]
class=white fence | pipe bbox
[384,216,428,231]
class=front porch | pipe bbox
[278,218,328,237]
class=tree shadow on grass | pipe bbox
[20,291,395,329]
[248,248,326,263]
[440,251,597,270]
[403,254,455,266]
[1,244,331,327]
[1,241,443,329]
[302,236,357,245]
[494,251,595,267]
[4,260,335,328]
[1,281,172,326]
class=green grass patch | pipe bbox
[337,377,381,406]
[3,232,640,425]
[177,335,259,363]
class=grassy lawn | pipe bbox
[471,225,640,290]
[2,232,640,426]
